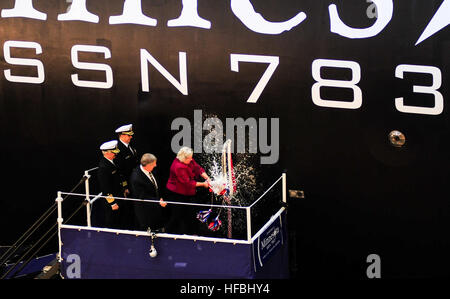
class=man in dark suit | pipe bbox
[93,140,129,229]
[129,153,168,232]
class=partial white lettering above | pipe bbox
[415,0,450,45]
[329,0,393,39]
[0,1,447,44]
[58,0,99,23]
[109,0,157,26]
[1,0,46,20]
[168,0,211,29]
[230,0,306,34]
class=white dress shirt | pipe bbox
[140,165,158,189]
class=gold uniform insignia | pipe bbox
[106,194,115,203]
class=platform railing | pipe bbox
[0,174,88,279]
[56,173,287,261]
[82,166,99,228]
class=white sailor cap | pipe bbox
[115,124,134,135]
[100,140,120,153]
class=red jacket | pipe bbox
[166,158,205,196]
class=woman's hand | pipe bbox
[201,172,210,183]
[196,181,210,188]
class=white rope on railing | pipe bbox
[59,224,252,245]
[57,173,287,246]
[89,192,103,205]
[84,166,99,173]
[251,207,285,243]
[248,175,283,208]
[61,173,283,210]
[59,191,248,210]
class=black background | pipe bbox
[0,0,449,279]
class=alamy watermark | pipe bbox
[170,110,279,164]
[64,252,382,278]
[366,253,381,278]
[65,253,81,278]
[366,0,378,19]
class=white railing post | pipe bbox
[84,170,92,227]
[246,206,252,242]
[282,173,287,204]
[56,191,63,262]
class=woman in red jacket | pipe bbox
[166,146,210,234]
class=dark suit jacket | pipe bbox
[94,157,128,228]
[97,157,127,201]
[129,166,167,231]
[115,140,139,180]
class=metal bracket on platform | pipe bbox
[147,228,158,258]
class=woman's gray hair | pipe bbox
[176,146,193,162]
[140,153,157,166]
